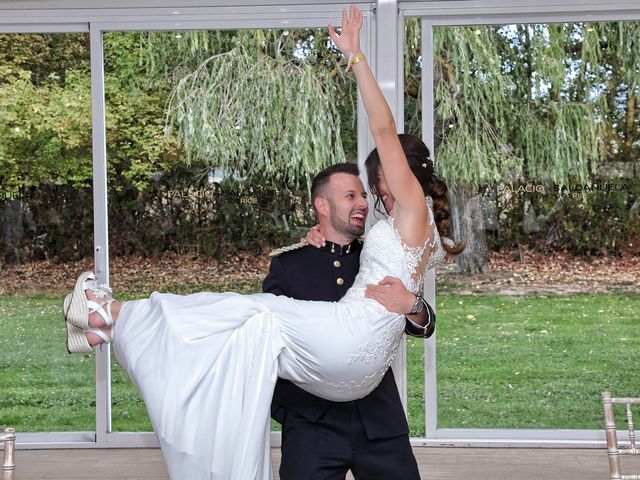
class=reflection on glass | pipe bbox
[404,18,427,437]
[103,29,357,432]
[424,20,640,430]
[0,32,95,432]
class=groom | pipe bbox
[263,163,434,479]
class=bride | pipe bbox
[63,6,461,479]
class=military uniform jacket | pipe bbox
[263,239,427,440]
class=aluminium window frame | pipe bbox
[402,0,640,448]
[0,1,374,449]
[1,0,639,450]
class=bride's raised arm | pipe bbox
[329,5,429,247]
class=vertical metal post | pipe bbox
[374,0,401,128]
[374,0,407,411]
[396,8,405,128]
[421,19,438,439]
[90,24,112,444]
[357,9,373,175]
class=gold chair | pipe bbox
[1,427,15,480]
[603,392,640,480]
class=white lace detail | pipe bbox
[328,320,403,395]
[348,320,403,365]
[387,197,445,293]
[327,370,388,395]
[342,197,448,304]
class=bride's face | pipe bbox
[376,168,394,212]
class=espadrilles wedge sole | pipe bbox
[64,271,96,330]
[64,293,93,354]
[63,272,115,354]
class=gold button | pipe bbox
[334,260,341,268]
[336,278,344,286]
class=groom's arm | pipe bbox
[405,298,435,339]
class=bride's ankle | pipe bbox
[86,327,112,346]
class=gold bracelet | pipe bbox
[350,53,366,66]
[345,53,366,72]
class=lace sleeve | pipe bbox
[388,196,447,293]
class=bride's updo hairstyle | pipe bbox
[364,133,464,255]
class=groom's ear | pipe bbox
[314,196,330,218]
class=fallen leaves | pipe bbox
[439,248,640,295]
[0,246,638,297]
[0,251,271,296]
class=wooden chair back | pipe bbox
[603,391,640,480]
[2,427,15,480]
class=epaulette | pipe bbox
[269,242,307,257]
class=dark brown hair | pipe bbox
[364,134,464,255]
[311,162,360,206]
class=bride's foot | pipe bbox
[63,271,119,353]
[85,288,121,328]
[64,316,112,353]
[63,271,119,329]
[85,327,112,347]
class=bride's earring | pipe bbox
[331,243,335,254]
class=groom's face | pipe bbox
[326,173,369,239]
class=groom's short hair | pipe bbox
[311,163,360,205]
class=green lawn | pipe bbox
[1,293,638,436]
[0,295,96,431]
[407,293,640,435]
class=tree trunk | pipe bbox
[0,199,37,264]
[624,89,636,154]
[449,184,489,274]
[628,196,640,255]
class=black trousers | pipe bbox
[278,403,421,480]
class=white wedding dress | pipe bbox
[113,199,446,480]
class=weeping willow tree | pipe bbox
[165,46,345,191]
[591,22,640,162]
[144,29,352,193]
[405,19,639,273]
[138,24,637,260]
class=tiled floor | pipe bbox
[10,446,640,479]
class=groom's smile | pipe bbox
[350,209,366,227]
[325,172,369,239]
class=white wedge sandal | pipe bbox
[63,283,115,354]
[63,271,114,329]
[64,308,112,353]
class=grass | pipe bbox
[0,295,96,431]
[2,292,639,436]
[407,293,640,435]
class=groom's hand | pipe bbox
[365,276,415,314]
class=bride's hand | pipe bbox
[365,276,415,314]
[328,5,363,57]
[301,225,325,248]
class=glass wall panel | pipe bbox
[425,20,640,430]
[0,32,96,432]
[102,28,357,431]
[404,18,427,437]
